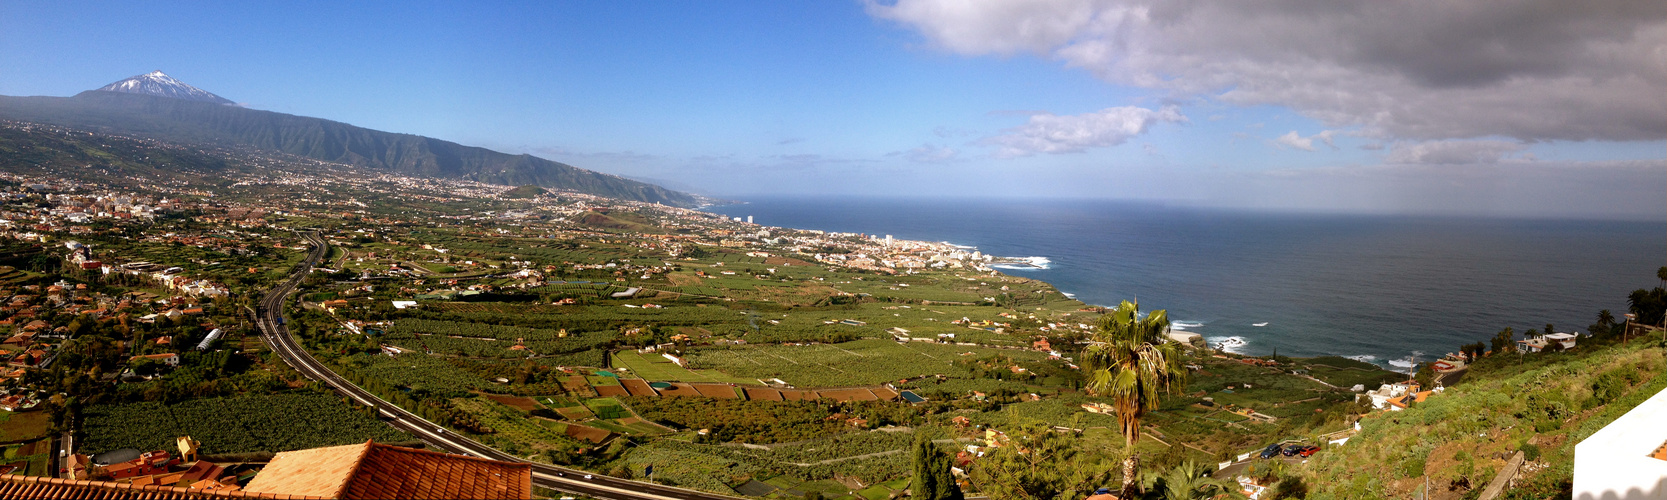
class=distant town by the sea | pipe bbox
[707,196,1666,373]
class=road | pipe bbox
[1436,366,1468,387]
[1213,455,1309,480]
[254,231,741,500]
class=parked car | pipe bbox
[1260,443,1284,459]
[1297,445,1321,457]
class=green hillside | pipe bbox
[503,184,547,199]
[1301,331,1665,499]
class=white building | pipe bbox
[1546,332,1579,349]
[131,353,180,367]
[1574,385,1667,499]
[1365,382,1414,410]
[1520,332,1580,353]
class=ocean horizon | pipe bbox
[707,196,1667,372]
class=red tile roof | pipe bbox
[244,441,532,500]
[0,474,320,499]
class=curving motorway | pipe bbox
[254,231,741,500]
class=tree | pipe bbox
[606,463,634,479]
[1082,300,1188,499]
[968,425,1115,500]
[131,357,164,377]
[1595,309,1617,338]
[1141,461,1245,500]
[1628,287,1667,327]
[1268,474,1309,500]
[912,433,963,500]
[1459,342,1485,361]
[1491,328,1517,355]
[1413,362,1435,389]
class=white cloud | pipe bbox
[868,0,1667,142]
[982,105,1185,158]
[1385,139,1527,164]
[1273,130,1337,151]
[863,0,1110,55]
[890,144,960,163]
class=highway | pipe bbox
[254,231,741,500]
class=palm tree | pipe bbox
[1596,309,1617,338]
[1083,300,1188,499]
[1142,461,1245,500]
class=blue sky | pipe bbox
[2,1,1663,219]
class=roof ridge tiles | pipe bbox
[0,472,327,499]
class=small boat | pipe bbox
[1252,322,1269,327]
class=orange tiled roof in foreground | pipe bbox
[0,474,322,500]
[244,440,532,500]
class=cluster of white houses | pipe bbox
[64,241,229,298]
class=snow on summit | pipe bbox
[95,70,235,105]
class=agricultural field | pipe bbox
[0,410,53,478]
[620,444,757,495]
[896,376,1037,400]
[0,438,52,476]
[684,338,1054,388]
[382,318,617,361]
[1189,357,1337,412]
[964,396,1121,429]
[1299,356,1407,389]
[617,429,925,494]
[79,393,409,456]
[0,265,38,286]
[450,397,588,455]
[613,351,760,384]
[345,352,494,396]
[0,411,51,443]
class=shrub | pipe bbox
[1519,443,1540,461]
[1586,369,1630,409]
[1271,475,1310,500]
[1401,455,1426,479]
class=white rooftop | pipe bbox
[1574,385,1667,499]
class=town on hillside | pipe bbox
[0,122,1663,500]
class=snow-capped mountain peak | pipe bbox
[95,71,235,105]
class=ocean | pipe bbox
[706,196,1667,371]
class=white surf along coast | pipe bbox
[990,256,1052,270]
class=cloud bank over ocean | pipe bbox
[867,0,1667,143]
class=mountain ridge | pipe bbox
[0,84,701,207]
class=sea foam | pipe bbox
[1171,320,1206,331]
[991,256,1052,271]
[1207,336,1249,354]
[1387,351,1425,373]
